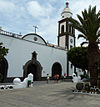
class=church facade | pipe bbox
[0,3,76,82]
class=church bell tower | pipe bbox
[58,2,75,50]
[58,2,75,76]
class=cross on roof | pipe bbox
[33,26,38,34]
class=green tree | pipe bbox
[0,42,8,82]
[67,47,88,71]
[0,42,8,61]
[69,6,100,86]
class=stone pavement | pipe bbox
[0,81,100,107]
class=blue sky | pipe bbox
[0,0,100,46]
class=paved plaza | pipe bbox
[0,81,100,107]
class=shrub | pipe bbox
[84,83,90,91]
[76,82,84,90]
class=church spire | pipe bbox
[61,2,72,19]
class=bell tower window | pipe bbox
[61,25,64,33]
[72,27,75,34]
[69,25,71,33]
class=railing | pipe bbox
[0,29,22,37]
[47,43,67,50]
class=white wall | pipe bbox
[62,13,72,19]
[59,36,66,48]
[68,36,75,76]
[68,62,74,76]
[0,34,67,78]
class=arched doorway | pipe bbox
[0,57,8,83]
[23,59,42,81]
[52,62,62,78]
[27,64,37,81]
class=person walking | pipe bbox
[64,73,66,81]
[46,74,49,84]
[53,75,56,82]
[56,74,59,83]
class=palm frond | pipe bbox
[81,42,88,47]
[77,34,87,39]
[69,17,87,36]
[69,5,100,45]
[82,9,88,20]
[77,15,84,25]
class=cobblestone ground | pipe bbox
[0,81,100,107]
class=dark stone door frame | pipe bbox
[23,58,42,81]
[52,62,62,78]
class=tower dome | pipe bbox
[61,2,72,19]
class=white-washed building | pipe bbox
[0,2,76,82]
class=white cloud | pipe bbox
[26,0,58,44]
[27,1,54,18]
[38,17,59,44]
[0,0,15,13]
[48,0,57,3]
[70,0,100,46]
[70,0,100,20]
[0,0,100,46]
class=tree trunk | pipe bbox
[88,42,100,86]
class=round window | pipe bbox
[34,37,38,41]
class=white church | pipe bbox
[0,2,78,82]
